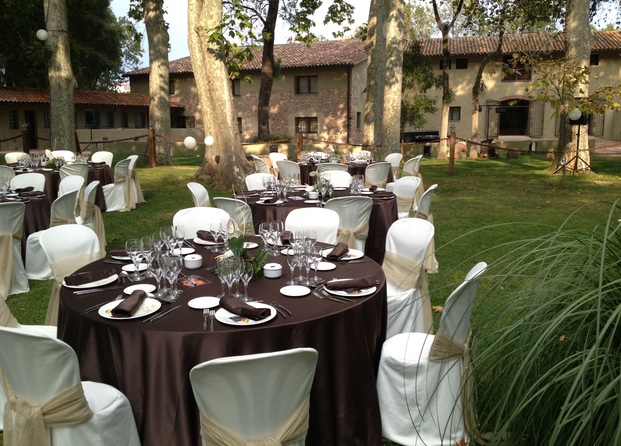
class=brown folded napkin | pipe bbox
[261,197,278,204]
[280,231,292,245]
[326,242,349,260]
[109,248,128,257]
[220,295,271,321]
[368,185,378,192]
[372,192,394,198]
[111,290,147,317]
[196,230,216,242]
[19,191,44,197]
[65,267,117,286]
[14,186,34,194]
[325,275,377,291]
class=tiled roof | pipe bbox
[0,87,184,109]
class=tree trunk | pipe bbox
[257,0,279,140]
[188,0,252,188]
[45,0,76,152]
[437,24,450,160]
[144,0,172,165]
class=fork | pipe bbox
[203,308,209,330]
[312,290,347,304]
[85,294,123,313]
[208,309,216,332]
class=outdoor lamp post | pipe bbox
[36,29,49,41]
[184,136,197,149]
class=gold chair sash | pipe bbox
[200,397,310,446]
[336,220,369,249]
[114,171,135,212]
[46,252,102,325]
[0,228,22,301]
[396,195,415,214]
[239,220,255,237]
[0,297,19,327]
[412,211,437,274]
[79,198,106,256]
[382,250,432,332]
[50,216,76,227]
[364,177,387,189]
[2,371,93,446]
[131,169,145,204]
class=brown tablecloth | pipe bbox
[58,244,387,446]
[247,189,397,264]
[299,161,394,186]
[0,195,52,260]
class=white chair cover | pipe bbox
[385,152,403,180]
[245,173,276,191]
[172,207,231,239]
[0,326,140,446]
[268,152,288,176]
[0,165,16,182]
[187,182,211,207]
[190,348,318,446]
[213,197,256,236]
[364,162,391,188]
[26,190,80,281]
[102,158,133,212]
[414,184,439,274]
[325,170,351,188]
[0,202,28,299]
[51,150,75,162]
[317,163,348,174]
[383,218,435,338]
[251,155,271,174]
[275,160,300,179]
[77,181,106,256]
[10,172,45,192]
[376,262,487,446]
[58,175,85,197]
[393,176,421,218]
[325,196,372,251]
[403,154,423,176]
[90,151,113,167]
[127,155,146,204]
[39,225,102,325]
[285,208,339,244]
[4,153,30,164]
[59,163,88,182]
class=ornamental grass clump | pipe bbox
[470,201,621,445]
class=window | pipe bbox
[134,112,147,129]
[295,76,318,94]
[449,106,461,121]
[169,80,175,95]
[185,116,195,129]
[295,117,318,133]
[120,112,129,128]
[456,58,468,69]
[237,117,242,133]
[232,79,241,97]
[590,54,599,66]
[8,110,18,130]
[356,112,361,130]
[106,112,114,129]
[85,110,100,128]
[43,110,51,129]
[502,55,531,81]
[439,59,451,70]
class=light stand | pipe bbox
[554,109,595,174]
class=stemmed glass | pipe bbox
[160,226,174,252]
[151,252,167,299]
[258,222,271,252]
[209,220,222,252]
[310,246,324,286]
[173,225,185,254]
[164,254,183,301]
[240,262,253,301]
[125,238,144,281]
[218,257,237,297]
[270,220,284,255]
[317,177,329,205]
[218,219,231,252]
[286,240,300,285]
[141,236,155,278]
[215,257,229,298]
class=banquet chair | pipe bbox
[268,152,288,176]
[393,176,422,219]
[172,207,230,239]
[251,154,271,173]
[190,348,318,446]
[10,172,45,192]
[187,182,211,207]
[51,150,75,162]
[0,202,29,299]
[91,150,113,167]
[285,208,340,244]
[59,162,89,182]
[413,183,439,274]
[276,159,301,179]
[0,326,141,445]
[325,196,373,251]
[76,181,106,256]
[403,154,423,177]
[385,152,403,180]
[0,165,15,182]
[39,225,102,325]
[4,152,30,164]
[102,158,133,212]
[58,175,85,197]
[213,197,256,236]
[245,172,276,191]
[383,218,435,338]
[325,170,352,188]
[364,162,391,188]
[317,162,348,174]
[376,262,487,446]
[25,189,80,281]
[127,155,146,204]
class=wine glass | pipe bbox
[258,222,271,251]
[215,257,229,298]
[125,238,144,281]
[141,236,155,278]
[270,220,284,255]
[209,220,222,252]
[160,226,174,252]
[240,262,254,301]
[164,254,183,301]
[219,258,237,297]
[173,225,185,254]
[310,246,324,286]
[151,252,167,299]
[218,219,231,251]
[286,241,300,285]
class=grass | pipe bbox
[4,150,621,444]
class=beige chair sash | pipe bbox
[200,397,310,446]
[2,371,93,446]
[50,216,76,227]
[46,252,102,325]
[79,198,106,256]
[396,195,415,214]
[131,169,145,203]
[0,297,19,327]
[336,220,369,249]
[0,228,22,301]
[383,250,432,332]
[364,177,387,189]
[412,211,437,274]
[238,220,255,237]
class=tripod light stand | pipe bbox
[554,108,594,174]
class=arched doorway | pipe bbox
[498,99,529,135]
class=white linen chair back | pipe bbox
[285,208,339,244]
[187,182,211,207]
[102,158,133,212]
[190,348,318,446]
[58,175,85,197]
[325,170,351,188]
[90,150,113,167]
[325,196,373,251]
[416,183,438,216]
[59,163,89,182]
[276,160,300,179]
[213,197,256,236]
[0,326,141,446]
[172,207,230,239]
[385,152,403,179]
[4,152,30,164]
[317,163,348,174]
[78,181,106,255]
[251,155,271,173]
[51,189,80,224]
[393,176,421,218]
[126,155,145,204]
[403,154,423,176]
[364,162,391,188]
[245,173,276,191]
[0,202,28,299]
[268,152,288,170]
[51,150,75,162]
[0,165,16,182]
[10,172,45,192]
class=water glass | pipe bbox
[151,252,167,299]
[141,236,155,278]
[125,238,144,281]
[240,262,254,301]
[164,254,183,301]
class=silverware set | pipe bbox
[74,285,122,295]
[84,294,123,313]
[312,285,355,304]
[271,301,292,319]
[143,305,181,323]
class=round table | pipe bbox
[299,161,394,186]
[0,194,51,259]
[58,243,387,446]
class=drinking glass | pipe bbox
[173,225,185,254]
[286,241,300,285]
[141,236,155,278]
[215,257,229,298]
[125,238,144,281]
[270,220,284,255]
[310,246,323,286]
[164,254,183,301]
[151,252,167,299]
[160,226,174,252]
[209,220,222,252]
[219,258,237,297]
[258,222,271,251]
[240,262,254,301]
[232,258,243,299]
[218,219,231,251]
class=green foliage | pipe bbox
[248,133,290,143]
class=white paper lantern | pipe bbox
[184,136,197,149]
[204,135,215,146]
[36,29,49,41]
[568,108,582,121]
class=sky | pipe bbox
[110,0,372,67]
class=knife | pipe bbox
[143,305,181,323]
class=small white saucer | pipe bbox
[280,285,311,297]
[188,296,220,309]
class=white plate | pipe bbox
[320,248,364,261]
[188,296,220,309]
[360,191,374,195]
[172,247,195,255]
[62,274,118,289]
[333,187,347,191]
[98,297,161,320]
[194,237,216,246]
[6,193,18,197]
[243,242,258,249]
[122,263,148,272]
[257,199,283,205]
[325,280,377,297]
[124,284,156,295]
[304,200,321,204]
[316,261,336,271]
[111,255,131,261]
[215,302,276,326]
[280,285,311,297]
[281,248,295,255]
